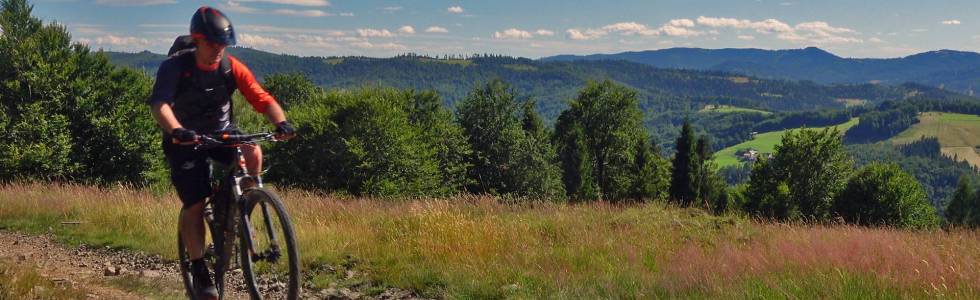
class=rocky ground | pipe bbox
[0,230,422,299]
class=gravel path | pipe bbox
[0,230,423,299]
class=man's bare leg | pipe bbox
[180,200,207,259]
[241,144,262,189]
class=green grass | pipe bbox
[891,112,980,167]
[715,118,860,168]
[698,104,772,115]
[2,183,979,299]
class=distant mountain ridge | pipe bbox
[541,47,980,94]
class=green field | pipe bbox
[698,104,772,115]
[1,184,978,299]
[891,112,980,168]
[715,118,860,168]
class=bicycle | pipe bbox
[176,132,301,300]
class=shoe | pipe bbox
[193,271,219,299]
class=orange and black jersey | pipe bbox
[149,52,276,133]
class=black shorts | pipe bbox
[163,139,236,208]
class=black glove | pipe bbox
[275,120,296,140]
[171,127,198,144]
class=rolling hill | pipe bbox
[714,118,860,168]
[891,112,980,168]
[542,47,980,94]
[106,48,922,122]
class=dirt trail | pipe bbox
[0,230,422,299]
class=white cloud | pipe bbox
[601,22,659,36]
[657,25,704,37]
[382,6,402,12]
[351,41,407,50]
[95,0,175,5]
[235,0,330,6]
[425,26,449,33]
[92,35,153,45]
[237,33,284,47]
[340,12,354,17]
[868,37,884,43]
[941,20,961,25]
[695,16,860,44]
[357,28,394,38]
[696,16,793,34]
[272,9,332,17]
[668,18,695,28]
[566,28,606,40]
[398,26,416,35]
[494,28,533,39]
[535,29,555,36]
[737,35,755,40]
[222,2,331,17]
[447,6,464,13]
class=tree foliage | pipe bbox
[946,176,980,227]
[834,163,939,229]
[554,80,668,201]
[745,128,852,221]
[0,0,163,185]
[455,79,564,199]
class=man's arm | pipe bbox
[151,101,184,134]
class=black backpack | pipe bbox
[167,35,235,88]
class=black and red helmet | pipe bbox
[190,6,236,46]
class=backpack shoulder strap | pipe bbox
[220,53,236,91]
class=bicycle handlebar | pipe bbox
[194,132,278,150]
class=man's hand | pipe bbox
[275,120,296,140]
[172,127,198,145]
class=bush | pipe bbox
[834,163,939,229]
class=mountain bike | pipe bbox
[176,132,301,300]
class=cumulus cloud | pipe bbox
[237,33,284,47]
[357,28,394,38]
[566,28,605,40]
[351,41,407,50]
[696,16,860,44]
[95,0,176,5]
[535,29,555,36]
[235,0,330,6]
[565,20,704,40]
[494,28,533,39]
[737,35,755,40]
[398,26,416,35]
[222,2,331,17]
[340,12,354,17]
[425,26,449,33]
[447,6,464,13]
[941,20,961,25]
[668,18,695,28]
[272,9,332,17]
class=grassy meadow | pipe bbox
[715,118,860,168]
[698,104,772,115]
[1,183,978,299]
[891,112,980,168]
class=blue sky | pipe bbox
[28,0,980,58]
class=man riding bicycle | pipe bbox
[148,6,295,299]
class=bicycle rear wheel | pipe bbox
[238,188,301,299]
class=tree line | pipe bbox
[2,0,972,230]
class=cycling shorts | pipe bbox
[163,139,236,208]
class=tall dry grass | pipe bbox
[1,183,978,298]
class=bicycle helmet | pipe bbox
[190,6,236,46]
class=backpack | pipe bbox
[167,35,239,127]
[167,35,235,89]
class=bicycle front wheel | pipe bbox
[238,188,301,299]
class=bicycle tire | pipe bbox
[178,208,226,300]
[238,188,301,300]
